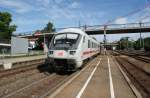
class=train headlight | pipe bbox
[49,51,53,55]
[70,51,76,55]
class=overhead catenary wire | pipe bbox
[104,3,150,26]
[138,14,150,22]
[51,0,150,28]
[137,0,150,22]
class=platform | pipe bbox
[50,55,137,98]
[0,54,46,66]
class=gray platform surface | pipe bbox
[0,54,46,65]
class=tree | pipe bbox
[133,39,141,50]
[0,12,17,39]
[41,22,55,33]
[143,37,150,51]
[133,37,150,51]
[117,37,134,50]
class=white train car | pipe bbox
[48,28,100,71]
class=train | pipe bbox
[47,28,100,71]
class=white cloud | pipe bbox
[69,2,80,9]
[0,0,33,13]
[142,16,150,22]
[45,5,74,19]
[120,7,150,23]
[115,17,127,24]
[37,0,52,7]
[0,0,82,20]
[1,0,106,32]
[42,2,81,20]
[137,8,150,22]
[14,18,47,26]
[12,17,49,33]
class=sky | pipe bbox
[0,0,150,42]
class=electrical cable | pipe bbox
[104,3,150,26]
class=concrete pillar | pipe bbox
[104,25,107,48]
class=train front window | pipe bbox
[52,33,80,50]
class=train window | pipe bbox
[83,36,85,43]
[88,40,89,48]
[54,33,79,46]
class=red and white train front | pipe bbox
[48,28,100,71]
[48,31,82,71]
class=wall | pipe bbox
[11,37,28,54]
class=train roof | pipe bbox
[58,28,85,35]
[57,28,99,44]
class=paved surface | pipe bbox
[0,55,46,65]
[51,55,136,98]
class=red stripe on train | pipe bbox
[82,50,99,55]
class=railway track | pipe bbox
[2,74,67,98]
[115,50,150,63]
[115,56,150,98]
[0,59,45,78]
[133,56,150,63]
[0,55,99,98]
[0,59,52,98]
